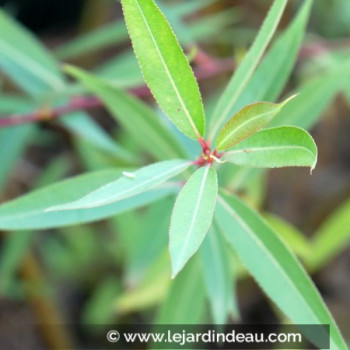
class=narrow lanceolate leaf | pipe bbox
[169,166,218,278]
[209,0,287,140]
[47,160,190,211]
[216,95,296,151]
[271,58,350,130]
[216,192,347,350]
[200,225,238,324]
[234,0,313,110]
[310,198,350,271]
[121,0,205,139]
[0,169,177,230]
[0,9,64,97]
[223,126,317,171]
[65,65,186,160]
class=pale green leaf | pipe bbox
[200,224,238,324]
[65,65,186,160]
[54,21,128,60]
[209,0,287,140]
[169,166,218,277]
[61,111,136,163]
[271,58,350,130]
[216,192,347,350]
[0,125,35,191]
[216,95,295,151]
[223,126,317,170]
[156,258,206,324]
[82,278,121,324]
[0,9,64,97]
[47,160,190,211]
[116,252,171,314]
[0,169,177,230]
[310,198,350,271]
[121,0,205,139]
[234,0,313,109]
[95,50,144,89]
[264,213,312,261]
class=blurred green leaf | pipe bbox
[65,65,186,160]
[216,192,347,350]
[216,96,295,151]
[82,278,121,324]
[121,0,205,139]
[200,225,238,324]
[54,0,217,60]
[116,251,171,314]
[209,0,287,139]
[95,50,143,89]
[170,166,217,277]
[0,9,64,97]
[61,111,136,163]
[112,197,172,284]
[0,231,34,294]
[0,125,35,191]
[310,198,350,271]
[264,213,311,261]
[54,21,128,60]
[271,58,350,129]
[235,0,313,108]
[156,258,206,324]
[0,169,178,230]
[223,126,317,170]
[48,160,190,211]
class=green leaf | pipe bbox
[208,0,287,140]
[156,258,206,324]
[264,213,312,261]
[216,192,347,350]
[216,95,295,151]
[116,252,171,314]
[95,50,144,89]
[121,0,205,139]
[0,231,34,294]
[47,160,190,211]
[271,58,350,130]
[200,224,238,324]
[113,198,172,283]
[310,198,350,271]
[169,166,218,278]
[223,126,317,170]
[0,125,35,192]
[82,278,121,324]
[61,111,136,163]
[0,169,177,230]
[54,21,128,60]
[0,9,64,97]
[233,0,313,110]
[65,65,186,160]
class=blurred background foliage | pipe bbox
[0,0,349,349]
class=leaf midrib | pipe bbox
[177,166,210,264]
[226,145,315,157]
[132,0,199,137]
[54,161,189,209]
[218,196,325,326]
[218,109,276,149]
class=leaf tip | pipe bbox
[281,93,298,107]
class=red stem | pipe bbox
[0,56,234,128]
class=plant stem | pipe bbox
[0,56,234,129]
[21,254,74,350]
